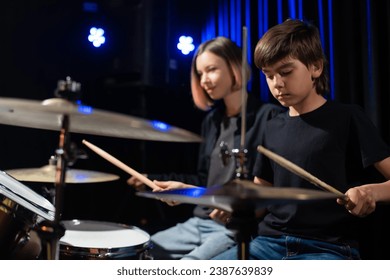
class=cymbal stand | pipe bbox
[36,114,69,259]
[43,146,87,204]
[227,200,257,260]
[36,77,82,259]
[228,26,254,260]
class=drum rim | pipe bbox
[59,219,151,259]
[60,241,150,259]
[60,219,150,234]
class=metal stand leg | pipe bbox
[35,220,65,260]
[36,114,69,259]
[227,206,257,260]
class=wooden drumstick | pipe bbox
[257,145,346,198]
[82,139,159,191]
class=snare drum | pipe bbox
[0,171,55,259]
[59,220,152,259]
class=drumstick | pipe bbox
[82,139,159,191]
[257,145,346,198]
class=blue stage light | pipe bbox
[177,35,195,55]
[77,104,93,114]
[151,120,171,131]
[88,27,105,47]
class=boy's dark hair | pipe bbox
[254,19,329,95]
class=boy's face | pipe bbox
[262,57,322,111]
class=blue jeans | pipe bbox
[212,235,361,260]
[150,217,235,260]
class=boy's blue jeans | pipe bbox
[212,235,360,260]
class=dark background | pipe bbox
[1,0,389,259]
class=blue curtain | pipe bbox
[200,0,337,102]
[200,0,389,140]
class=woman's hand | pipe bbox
[209,208,232,224]
[127,175,148,191]
[152,180,196,206]
[153,180,195,191]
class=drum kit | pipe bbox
[0,90,201,260]
[0,83,342,260]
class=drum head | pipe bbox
[60,220,151,259]
[0,171,54,221]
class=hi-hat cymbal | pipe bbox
[6,165,120,184]
[0,97,202,142]
[137,179,343,212]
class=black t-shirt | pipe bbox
[207,116,237,187]
[192,97,284,218]
[253,101,390,247]
[194,116,237,218]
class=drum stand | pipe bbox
[227,26,255,260]
[36,114,69,259]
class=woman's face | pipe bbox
[196,51,234,101]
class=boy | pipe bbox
[214,19,390,260]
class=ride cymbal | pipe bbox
[0,97,202,142]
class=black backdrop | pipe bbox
[0,0,206,251]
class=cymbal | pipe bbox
[137,179,343,212]
[6,165,120,184]
[0,97,202,142]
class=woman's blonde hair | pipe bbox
[190,36,250,110]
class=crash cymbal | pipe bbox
[137,179,343,212]
[0,97,202,142]
[6,165,120,184]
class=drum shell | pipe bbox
[59,220,152,260]
[0,195,37,259]
[0,171,54,259]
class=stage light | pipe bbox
[88,27,105,47]
[151,120,171,131]
[78,105,93,114]
[177,35,195,55]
